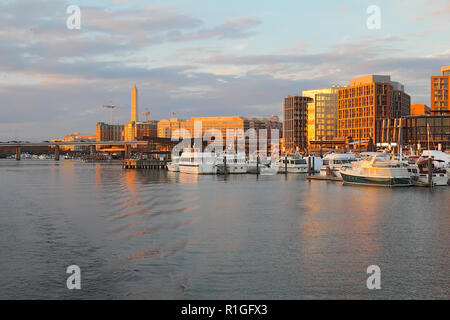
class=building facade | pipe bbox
[96,122,125,141]
[338,75,410,147]
[431,66,450,114]
[282,96,312,153]
[410,104,431,116]
[376,115,450,151]
[124,121,158,141]
[157,116,281,140]
[302,87,339,145]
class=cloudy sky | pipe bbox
[0,0,449,140]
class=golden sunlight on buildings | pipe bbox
[302,86,340,145]
[410,104,431,116]
[338,75,410,147]
[157,116,281,139]
[431,66,450,114]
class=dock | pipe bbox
[306,175,343,182]
[122,159,167,169]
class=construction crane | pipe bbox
[141,109,150,122]
[101,102,116,125]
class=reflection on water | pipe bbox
[0,160,448,299]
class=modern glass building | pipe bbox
[302,87,339,145]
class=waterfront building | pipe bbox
[431,66,450,114]
[52,132,96,151]
[96,122,125,141]
[337,75,410,148]
[282,96,312,153]
[302,87,340,145]
[411,104,431,116]
[376,114,450,151]
[157,116,281,139]
[124,121,158,141]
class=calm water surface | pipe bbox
[0,160,448,299]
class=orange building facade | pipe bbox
[431,66,450,114]
[157,116,281,140]
[337,75,410,146]
[410,104,431,116]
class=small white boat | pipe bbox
[278,155,308,173]
[304,156,323,173]
[412,156,449,186]
[178,151,217,175]
[216,153,247,174]
[421,150,450,181]
[320,153,358,178]
[340,156,413,187]
[246,156,270,174]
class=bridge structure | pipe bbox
[0,141,149,161]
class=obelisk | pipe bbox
[131,84,138,122]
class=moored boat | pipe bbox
[178,151,217,175]
[320,152,357,178]
[278,155,308,173]
[216,153,247,174]
[340,156,413,187]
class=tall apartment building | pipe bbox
[431,66,450,114]
[282,96,312,153]
[302,87,339,144]
[337,75,410,146]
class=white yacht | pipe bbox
[167,156,180,172]
[340,155,413,187]
[320,153,357,178]
[216,153,247,174]
[278,155,308,173]
[178,151,217,175]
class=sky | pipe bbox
[0,0,449,140]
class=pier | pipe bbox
[122,159,167,169]
[306,175,343,182]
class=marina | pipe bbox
[118,150,450,188]
[0,159,448,299]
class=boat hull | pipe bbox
[179,164,216,175]
[216,164,247,174]
[167,162,179,172]
[341,172,412,187]
[279,166,307,173]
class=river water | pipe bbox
[0,160,448,299]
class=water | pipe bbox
[0,160,448,299]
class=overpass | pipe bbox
[0,141,150,161]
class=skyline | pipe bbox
[1,0,449,140]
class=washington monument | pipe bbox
[131,84,138,122]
